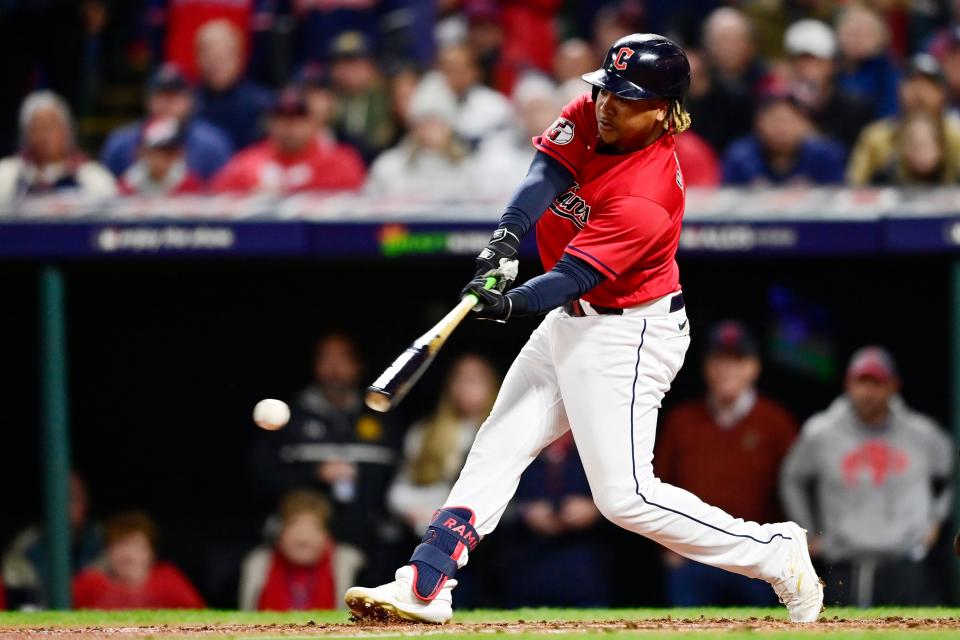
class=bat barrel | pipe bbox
[365,388,393,413]
[365,345,435,412]
[363,276,497,413]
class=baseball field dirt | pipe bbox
[2,608,959,639]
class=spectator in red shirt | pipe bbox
[211,86,365,195]
[72,511,204,610]
[492,0,562,95]
[0,579,6,610]
[146,0,275,84]
[119,117,205,195]
[655,320,798,606]
[675,130,721,187]
[239,490,363,611]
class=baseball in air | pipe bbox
[253,399,290,430]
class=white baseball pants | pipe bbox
[445,292,792,583]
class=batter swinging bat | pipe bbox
[365,277,497,412]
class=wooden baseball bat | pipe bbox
[365,277,497,413]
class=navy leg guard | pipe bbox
[409,506,479,601]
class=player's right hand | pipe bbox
[475,226,521,282]
[460,276,513,322]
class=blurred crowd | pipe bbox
[1,326,954,610]
[8,1,960,203]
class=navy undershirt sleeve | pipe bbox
[498,151,575,237]
[506,253,605,316]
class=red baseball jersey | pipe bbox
[533,93,685,308]
[156,0,267,82]
[211,137,366,194]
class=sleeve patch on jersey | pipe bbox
[546,118,575,145]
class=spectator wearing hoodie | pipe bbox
[781,347,954,606]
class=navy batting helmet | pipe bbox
[582,34,690,101]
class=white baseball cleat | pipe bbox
[344,565,455,624]
[772,522,824,623]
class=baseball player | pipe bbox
[346,34,823,624]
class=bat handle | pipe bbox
[462,276,499,305]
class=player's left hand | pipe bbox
[475,227,521,281]
[461,276,513,322]
[483,258,519,291]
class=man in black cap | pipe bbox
[655,320,798,606]
[100,64,233,180]
[848,53,960,185]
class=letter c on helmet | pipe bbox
[613,47,634,70]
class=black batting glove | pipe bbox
[461,276,514,322]
[475,226,521,280]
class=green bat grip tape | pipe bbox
[464,276,499,305]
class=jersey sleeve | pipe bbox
[532,93,594,176]
[564,195,674,280]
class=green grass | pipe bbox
[0,609,345,627]
[0,607,958,639]
[2,606,957,625]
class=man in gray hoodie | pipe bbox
[780,346,954,606]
